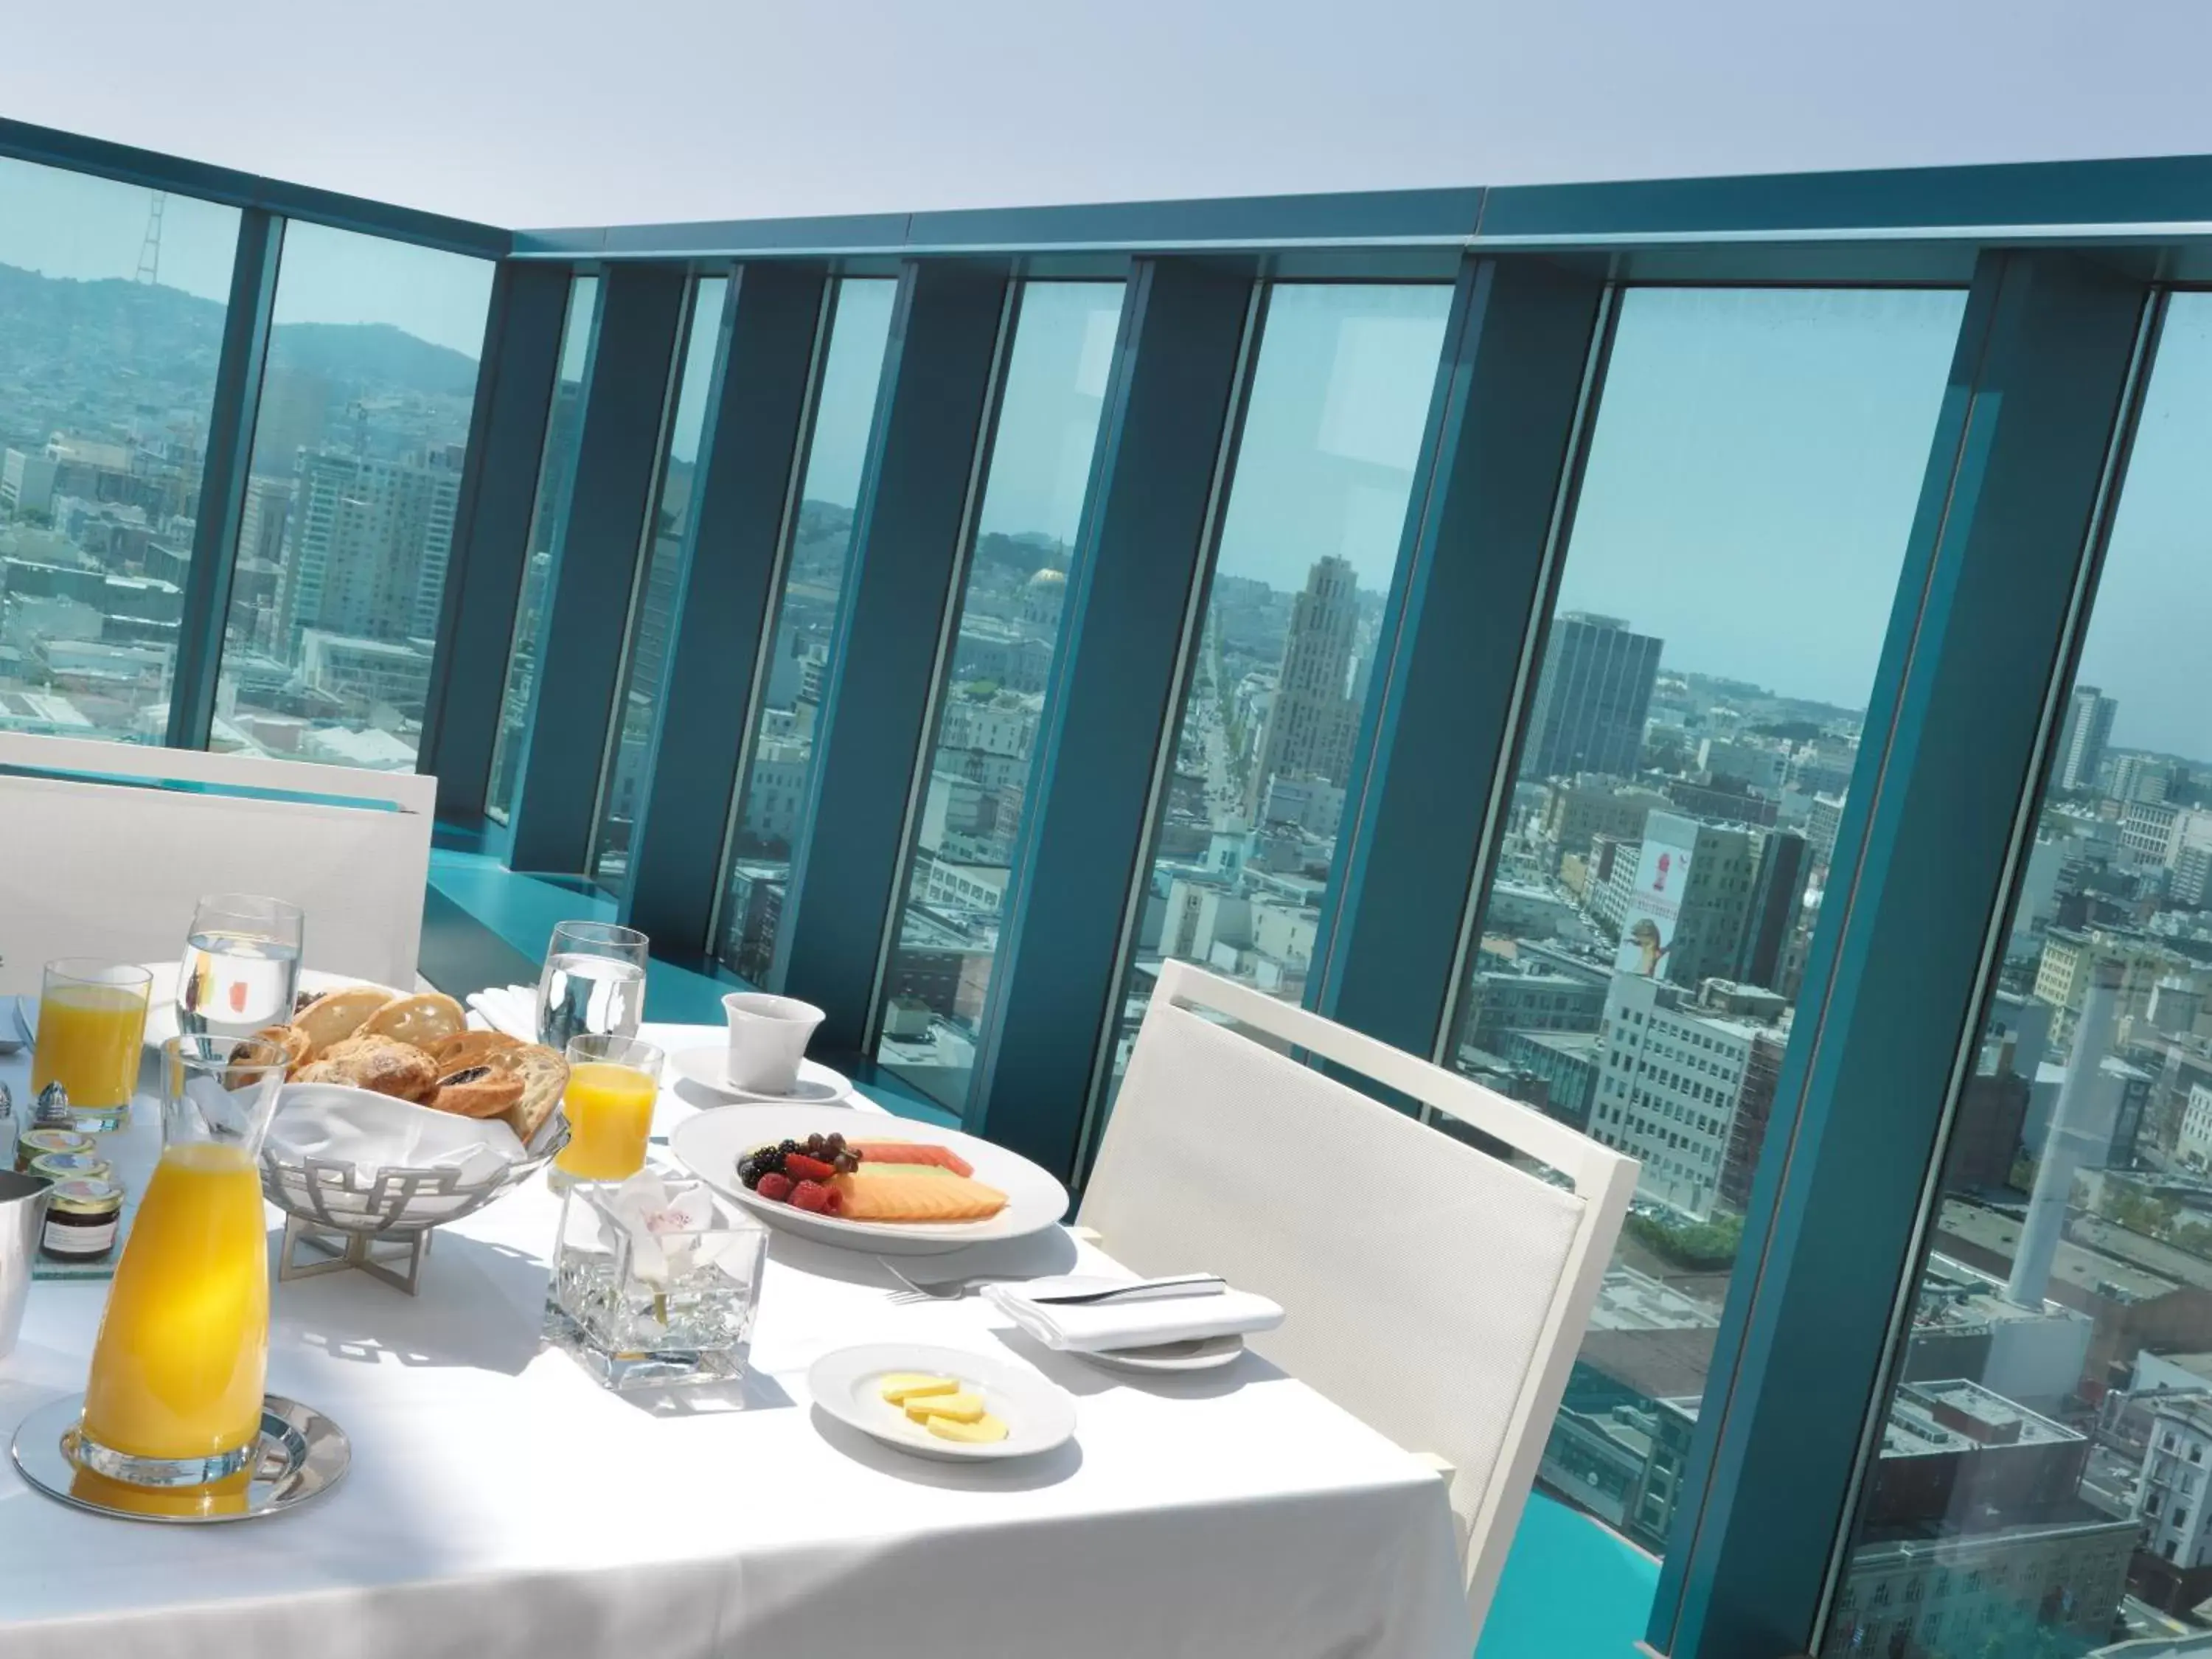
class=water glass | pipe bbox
[536,921,647,1050]
[32,960,153,1131]
[178,894,305,1043]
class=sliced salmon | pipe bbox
[831,1166,1007,1222]
[849,1138,975,1178]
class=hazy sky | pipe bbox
[2075,293,2212,759]
[7,1,2212,230]
[0,154,495,358]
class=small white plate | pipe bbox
[671,1105,1070,1256]
[1077,1335,1248,1375]
[809,1343,1076,1462]
[669,1046,851,1104]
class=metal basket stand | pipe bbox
[279,1216,435,1296]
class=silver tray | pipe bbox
[11,1393,349,1523]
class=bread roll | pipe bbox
[360,992,467,1050]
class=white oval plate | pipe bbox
[669,1046,851,1104]
[670,1105,1069,1256]
[808,1343,1075,1462]
[1078,1335,1248,1375]
[23,967,404,1049]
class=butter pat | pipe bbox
[880,1373,960,1405]
[927,1413,1009,1444]
[905,1391,986,1424]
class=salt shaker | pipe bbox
[30,1081,72,1132]
[0,1082,13,1172]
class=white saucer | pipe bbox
[809,1342,1076,1461]
[669,1047,851,1103]
[1078,1335,1248,1374]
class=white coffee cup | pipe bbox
[723,992,826,1095]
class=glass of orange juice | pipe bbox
[32,960,152,1131]
[554,1034,664,1184]
[75,1034,288,1489]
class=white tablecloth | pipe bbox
[0,1020,1467,1658]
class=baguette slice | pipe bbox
[487,1044,570,1149]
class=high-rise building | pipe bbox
[271,448,462,658]
[1586,970,1789,1219]
[1245,555,1359,816]
[1520,612,1663,781]
[1736,829,1810,992]
[2056,684,2118,793]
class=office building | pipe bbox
[1520,612,1663,782]
[1588,970,1789,1219]
[2059,685,2120,793]
[1244,555,1360,815]
[271,449,462,658]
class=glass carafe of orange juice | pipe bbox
[76,1035,288,1488]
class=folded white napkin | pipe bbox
[465,984,538,1042]
[265,1082,535,1185]
[984,1274,1284,1354]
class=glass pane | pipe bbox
[873,280,1125,1111]
[1450,288,1964,1582]
[714,278,895,981]
[1828,292,2212,1659]
[1101,282,1453,1082]
[212,222,493,770]
[489,274,598,821]
[0,163,239,742]
[590,276,728,889]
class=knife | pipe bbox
[1023,1273,1226,1306]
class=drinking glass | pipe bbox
[178,894,305,1042]
[77,1035,288,1488]
[32,961,153,1131]
[535,921,647,1051]
[553,1034,665,1185]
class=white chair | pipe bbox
[1080,960,1638,1641]
[0,733,436,995]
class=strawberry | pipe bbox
[784,1152,836,1183]
[789,1179,833,1213]
[755,1171,794,1203]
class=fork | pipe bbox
[881,1260,1020,1304]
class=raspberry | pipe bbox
[823,1186,844,1214]
[755,1171,794,1203]
[789,1179,832,1213]
[785,1152,836,1182]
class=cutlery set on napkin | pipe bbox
[983,1273,1284,1357]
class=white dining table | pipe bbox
[0,1015,1469,1659]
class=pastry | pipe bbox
[293,987,396,1059]
[252,1024,313,1076]
[426,1065,526,1119]
[360,992,467,1051]
[427,1029,523,1072]
[484,1044,568,1147]
[312,1033,438,1103]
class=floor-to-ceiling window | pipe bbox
[212,222,494,771]
[872,279,1125,1110]
[714,277,895,981]
[488,273,599,821]
[591,275,727,889]
[1450,286,1965,1587]
[0,161,239,743]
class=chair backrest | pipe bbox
[1079,960,1638,1640]
[0,733,436,995]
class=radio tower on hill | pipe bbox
[135,192,166,285]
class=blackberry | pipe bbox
[737,1158,764,1191]
[778,1138,801,1156]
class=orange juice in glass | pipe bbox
[76,1035,287,1488]
[32,961,152,1131]
[554,1034,664,1183]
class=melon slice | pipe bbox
[831,1165,1007,1222]
[849,1138,975,1178]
